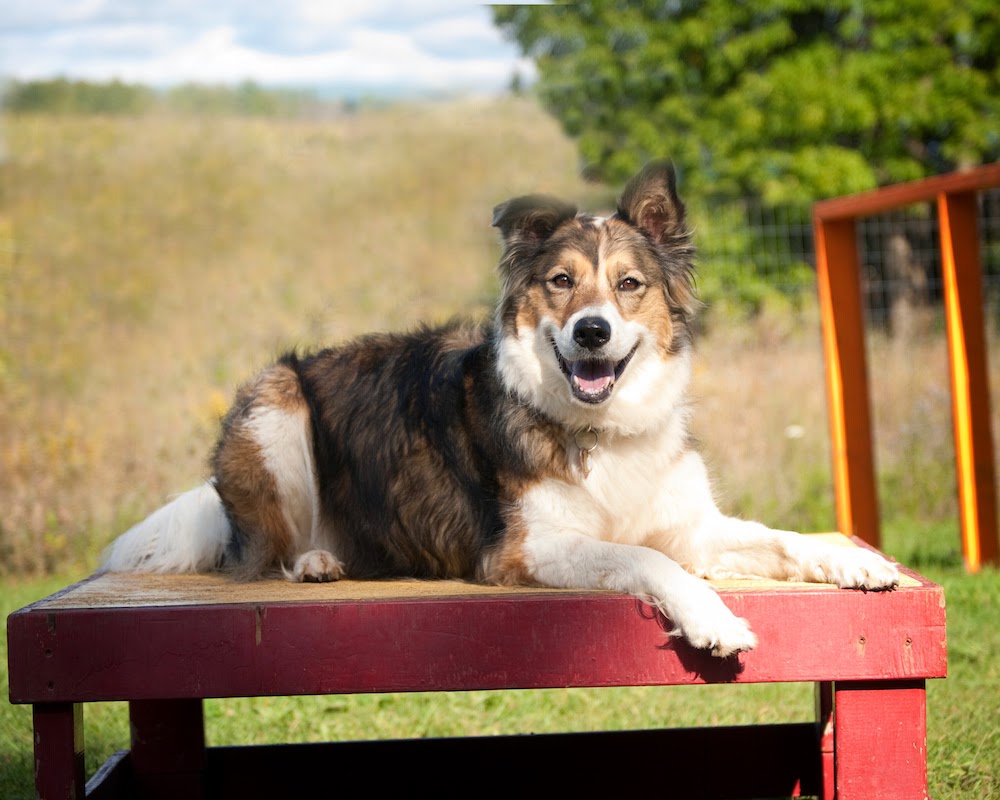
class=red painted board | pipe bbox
[835,680,929,799]
[9,580,945,704]
[129,699,205,775]
[814,162,1000,222]
[816,682,835,800]
[32,703,85,800]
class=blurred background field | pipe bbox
[3,96,999,574]
[0,97,598,574]
[1,96,998,798]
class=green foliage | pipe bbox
[494,0,1000,203]
[3,78,156,115]
[163,81,325,117]
[3,79,328,118]
[691,199,816,312]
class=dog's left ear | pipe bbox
[616,161,687,245]
[492,195,577,247]
[619,161,698,320]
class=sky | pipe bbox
[1,1,536,96]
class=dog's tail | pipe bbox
[102,481,231,573]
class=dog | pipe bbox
[103,161,899,657]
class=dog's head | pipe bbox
[492,161,697,435]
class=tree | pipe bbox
[494,0,1000,205]
[4,79,155,115]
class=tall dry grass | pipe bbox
[0,99,992,574]
[1,99,600,573]
[693,319,978,562]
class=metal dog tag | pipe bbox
[574,427,599,479]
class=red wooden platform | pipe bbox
[7,535,946,800]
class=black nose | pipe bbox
[573,316,612,350]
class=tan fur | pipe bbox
[214,364,311,579]
[213,428,292,579]
[252,363,310,412]
[479,518,531,585]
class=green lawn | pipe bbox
[3,536,997,799]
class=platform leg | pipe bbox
[33,702,85,800]
[815,682,834,800]
[129,699,206,800]
[834,680,929,800]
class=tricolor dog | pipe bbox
[104,161,899,657]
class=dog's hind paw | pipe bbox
[285,549,346,583]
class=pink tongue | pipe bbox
[572,361,614,393]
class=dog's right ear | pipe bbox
[492,195,577,247]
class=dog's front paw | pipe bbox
[686,613,758,658]
[286,549,345,583]
[668,589,758,658]
[822,548,899,591]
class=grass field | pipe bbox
[2,100,999,797]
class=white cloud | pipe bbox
[297,0,478,29]
[0,0,534,94]
[412,12,510,57]
[297,1,397,27]
[43,23,178,53]
[5,0,107,28]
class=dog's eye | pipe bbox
[550,273,573,289]
[618,277,642,292]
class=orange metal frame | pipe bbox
[813,163,1000,572]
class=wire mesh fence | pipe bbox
[691,186,1000,568]
[697,188,1000,329]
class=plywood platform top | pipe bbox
[32,533,919,611]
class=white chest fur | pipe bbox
[521,415,718,548]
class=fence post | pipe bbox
[938,190,999,571]
[814,215,881,545]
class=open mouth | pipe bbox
[552,339,639,404]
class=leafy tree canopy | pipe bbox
[495,0,1000,203]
